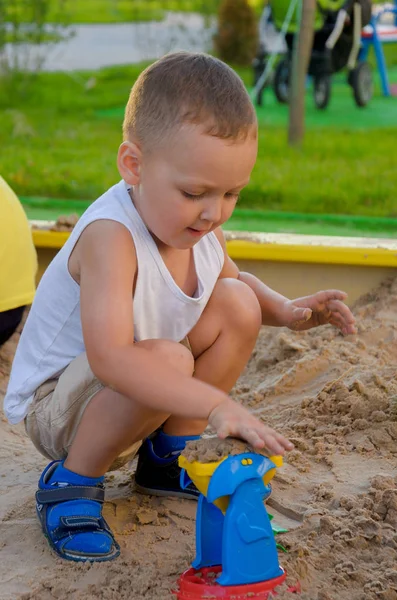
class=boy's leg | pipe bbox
[64,339,195,477]
[164,277,262,436]
[34,339,194,562]
[34,279,260,561]
[135,278,262,494]
[63,276,260,477]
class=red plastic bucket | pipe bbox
[174,566,287,599]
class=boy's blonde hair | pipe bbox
[123,51,257,151]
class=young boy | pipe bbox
[4,52,356,564]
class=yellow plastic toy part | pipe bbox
[178,455,228,511]
[178,454,282,514]
[263,454,283,487]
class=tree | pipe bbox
[0,0,70,77]
[288,0,316,145]
[215,0,259,66]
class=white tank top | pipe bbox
[4,180,224,424]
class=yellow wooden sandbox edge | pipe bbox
[32,227,397,268]
[226,239,397,267]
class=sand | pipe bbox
[180,435,273,462]
[50,214,79,232]
[1,276,397,599]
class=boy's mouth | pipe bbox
[187,227,208,237]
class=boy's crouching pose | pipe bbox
[4,52,356,563]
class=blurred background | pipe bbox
[0,0,396,233]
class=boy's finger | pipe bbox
[329,319,356,336]
[329,314,355,332]
[275,433,294,450]
[260,432,288,455]
[290,307,312,324]
[344,324,357,335]
[327,300,355,322]
[317,289,348,302]
[265,431,294,453]
[298,290,347,310]
[216,425,230,440]
[329,315,346,329]
[331,318,356,334]
[240,428,265,449]
[329,318,345,331]
[328,310,353,326]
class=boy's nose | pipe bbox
[200,198,223,224]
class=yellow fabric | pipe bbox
[0,176,37,312]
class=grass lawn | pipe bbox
[8,0,388,24]
[0,61,396,217]
[5,31,65,44]
[4,0,385,25]
[10,0,263,25]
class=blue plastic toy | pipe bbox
[180,452,284,587]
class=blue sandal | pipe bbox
[36,461,120,562]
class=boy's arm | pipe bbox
[214,228,356,335]
[76,220,293,454]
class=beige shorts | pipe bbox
[25,352,142,471]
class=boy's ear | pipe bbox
[117,141,142,185]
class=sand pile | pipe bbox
[180,435,273,462]
[50,214,79,232]
[1,277,397,599]
[31,214,79,233]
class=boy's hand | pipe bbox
[208,398,294,455]
[280,290,356,335]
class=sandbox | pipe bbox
[1,271,397,599]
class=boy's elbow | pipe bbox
[86,341,138,388]
[86,345,119,385]
[87,355,107,384]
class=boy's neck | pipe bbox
[127,187,193,256]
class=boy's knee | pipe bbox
[213,278,262,334]
[136,339,194,376]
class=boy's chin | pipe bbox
[153,234,196,250]
[172,240,198,250]
[165,232,204,250]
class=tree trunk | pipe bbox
[288,0,316,146]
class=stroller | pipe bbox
[253,0,373,109]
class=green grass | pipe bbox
[7,0,262,25]
[0,61,396,217]
[4,30,64,44]
[21,195,397,237]
[2,0,386,25]
[51,1,166,24]
[20,0,224,25]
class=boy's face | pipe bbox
[129,124,258,249]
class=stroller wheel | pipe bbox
[274,58,290,104]
[313,75,331,109]
[350,62,373,107]
[252,49,267,87]
[256,82,266,107]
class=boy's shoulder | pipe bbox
[74,181,130,228]
[87,180,125,211]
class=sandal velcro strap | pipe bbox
[60,516,105,529]
[36,485,105,505]
[50,516,109,543]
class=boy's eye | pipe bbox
[182,191,240,201]
[182,191,204,200]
